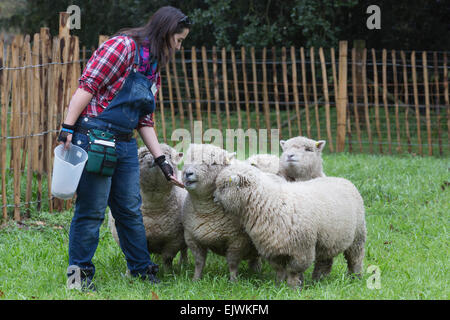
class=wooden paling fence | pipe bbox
[0,25,449,220]
[157,42,449,157]
[0,26,81,220]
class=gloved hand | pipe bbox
[154,155,174,181]
[57,123,76,149]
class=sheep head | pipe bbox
[139,144,183,193]
[279,136,326,181]
[246,153,280,174]
[182,144,236,195]
[213,162,260,213]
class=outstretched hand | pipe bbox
[169,175,185,188]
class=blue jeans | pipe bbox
[68,133,155,277]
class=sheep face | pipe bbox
[139,144,183,193]
[182,144,235,195]
[279,136,325,181]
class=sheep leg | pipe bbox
[162,254,174,270]
[226,249,243,282]
[179,248,188,265]
[248,257,262,273]
[312,258,334,281]
[286,271,304,290]
[185,234,207,281]
[269,261,286,284]
[191,247,207,281]
[276,269,287,284]
[344,246,364,278]
[286,250,314,289]
[344,231,366,278]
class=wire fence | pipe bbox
[0,27,449,221]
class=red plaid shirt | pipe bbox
[78,35,160,128]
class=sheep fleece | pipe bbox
[215,164,366,281]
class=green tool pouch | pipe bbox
[86,129,117,177]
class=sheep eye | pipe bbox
[305,147,313,152]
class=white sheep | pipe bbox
[108,143,188,269]
[213,161,366,289]
[246,153,280,175]
[181,143,261,282]
[279,136,326,181]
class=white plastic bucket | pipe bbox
[51,144,88,200]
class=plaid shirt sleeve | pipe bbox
[78,36,135,96]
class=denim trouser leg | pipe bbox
[108,140,153,275]
[69,169,111,272]
[68,137,153,277]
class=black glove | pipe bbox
[155,155,174,181]
[57,123,76,143]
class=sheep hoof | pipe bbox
[349,272,362,280]
[192,275,202,281]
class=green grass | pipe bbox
[0,152,448,300]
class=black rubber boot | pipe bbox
[136,264,160,284]
[66,265,96,292]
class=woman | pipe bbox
[58,6,190,291]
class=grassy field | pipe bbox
[0,152,448,300]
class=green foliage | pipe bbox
[1,0,448,50]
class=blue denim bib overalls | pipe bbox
[68,37,157,279]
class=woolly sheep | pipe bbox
[246,153,280,175]
[181,143,261,281]
[279,136,326,181]
[108,143,188,269]
[213,161,366,289]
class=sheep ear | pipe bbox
[280,140,286,150]
[225,152,236,165]
[173,152,184,165]
[228,152,237,160]
[229,175,239,185]
[169,149,184,165]
[138,147,149,160]
[316,140,326,152]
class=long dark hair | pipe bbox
[114,6,190,69]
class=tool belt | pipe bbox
[75,126,133,142]
[84,129,119,177]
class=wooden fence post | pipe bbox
[353,40,365,133]
[444,53,449,153]
[241,47,251,130]
[11,35,21,220]
[336,41,348,152]
[98,35,109,47]
[1,36,10,220]
[422,51,432,156]
[411,51,423,156]
[300,47,309,137]
[202,46,213,129]
[231,47,242,129]
[310,47,320,140]
[319,47,334,152]
[281,47,292,137]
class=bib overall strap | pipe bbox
[131,39,140,71]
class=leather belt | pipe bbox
[75,126,133,142]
